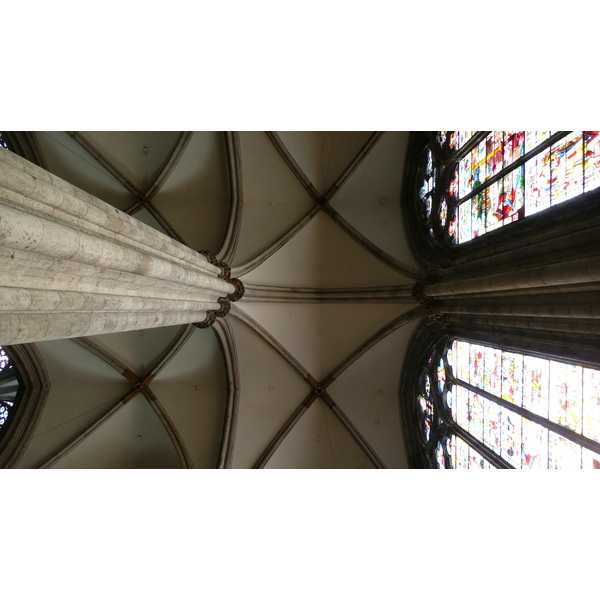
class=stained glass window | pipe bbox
[0,347,19,436]
[418,148,436,233]
[416,131,600,246]
[415,338,600,468]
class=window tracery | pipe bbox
[416,337,600,469]
[0,347,19,439]
[417,131,600,246]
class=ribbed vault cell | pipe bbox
[242,210,412,288]
[330,131,418,268]
[239,302,416,382]
[151,328,228,469]
[265,397,375,469]
[232,131,316,267]
[327,318,421,468]
[17,339,132,468]
[276,131,374,196]
[229,315,313,469]
[53,394,182,469]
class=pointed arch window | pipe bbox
[417,131,600,246]
[0,347,20,441]
[416,337,600,469]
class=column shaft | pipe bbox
[0,149,242,345]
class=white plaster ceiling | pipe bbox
[15,131,423,469]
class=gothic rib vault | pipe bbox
[1,131,422,468]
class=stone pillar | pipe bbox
[423,256,600,298]
[0,149,243,345]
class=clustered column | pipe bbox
[0,149,243,345]
[411,209,600,343]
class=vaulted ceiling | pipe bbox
[15,131,423,468]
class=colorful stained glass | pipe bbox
[472,139,486,191]
[583,368,600,442]
[483,397,502,454]
[466,449,493,468]
[484,179,503,233]
[436,358,446,392]
[525,145,552,216]
[446,389,453,411]
[584,131,600,193]
[468,392,484,442]
[420,148,436,221]
[486,131,504,179]
[504,131,525,168]
[482,346,501,397]
[446,344,454,369]
[469,344,485,389]
[0,348,8,370]
[454,385,470,431]
[452,435,494,469]
[550,132,584,205]
[454,340,469,382]
[419,373,435,442]
[459,153,472,198]
[441,131,477,154]
[522,418,548,469]
[418,393,433,442]
[452,434,468,468]
[525,130,550,153]
[496,166,524,224]
[448,165,459,200]
[0,346,17,432]
[549,361,582,434]
[582,447,600,469]
[435,442,445,468]
[471,193,486,238]
[523,356,549,419]
[447,209,457,243]
[549,432,582,469]
[441,340,600,469]
[440,198,448,228]
[457,131,476,149]
[501,352,523,405]
[500,409,521,467]
[434,131,599,246]
[458,200,472,242]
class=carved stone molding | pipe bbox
[425,306,451,327]
[411,279,432,305]
[195,251,244,329]
[424,258,452,280]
